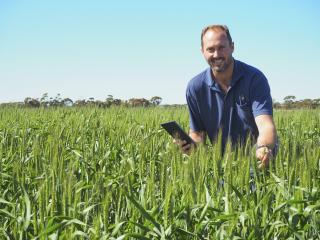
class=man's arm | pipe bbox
[189,129,205,143]
[254,114,277,168]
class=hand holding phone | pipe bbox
[161,121,195,145]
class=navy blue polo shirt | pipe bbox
[186,59,273,147]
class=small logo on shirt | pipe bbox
[239,94,247,105]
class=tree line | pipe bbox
[1,94,319,109]
[273,96,320,109]
[0,93,163,108]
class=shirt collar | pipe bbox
[205,59,244,90]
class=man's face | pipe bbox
[201,29,234,72]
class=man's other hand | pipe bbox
[256,146,273,169]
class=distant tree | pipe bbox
[128,98,150,107]
[150,96,162,106]
[283,95,296,108]
[24,97,40,108]
[105,95,114,107]
[95,100,107,108]
[113,99,122,106]
[55,93,62,102]
[312,98,320,108]
[272,98,281,108]
[40,93,49,107]
[47,93,63,107]
[62,98,73,107]
[273,101,281,109]
[106,95,113,101]
[300,99,313,109]
[283,95,296,103]
[74,99,86,106]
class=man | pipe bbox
[179,25,277,169]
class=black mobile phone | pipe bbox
[161,121,194,145]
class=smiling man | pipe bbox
[181,25,277,168]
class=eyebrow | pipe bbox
[206,44,225,50]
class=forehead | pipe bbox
[203,29,229,46]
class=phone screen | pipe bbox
[161,121,194,145]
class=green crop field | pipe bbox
[0,107,319,239]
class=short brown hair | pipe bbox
[201,25,233,48]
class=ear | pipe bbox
[200,46,204,55]
[231,42,234,53]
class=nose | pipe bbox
[213,48,224,58]
[212,50,219,58]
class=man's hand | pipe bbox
[173,129,204,154]
[256,146,273,169]
[173,139,194,154]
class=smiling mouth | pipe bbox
[211,59,224,66]
[213,58,224,63]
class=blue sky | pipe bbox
[1,0,319,104]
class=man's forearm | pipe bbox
[255,115,277,149]
[256,125,276,149]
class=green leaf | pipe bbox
[38,223,64,237]
[211,213,238,223]
[71,230,89,238]
[175,228,197,237]
[115,235,126,240]
[128,221,152,233]
[125,193,161,230]
[82,204,99,215]
[273,202,287,214]
[229,184,247,205]
[0,209,16,219]
[124,233,151,240]
[72,149,83,158]
[62,218,86,227]
[23,187,31,231]
[205,184,214,207]
[164,225,172,236]
[199,203,209,223]
[111,221,126,236]
[304,203,320,215]
[0,198,14,206]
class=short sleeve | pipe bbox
[250,72,273,117]
[186,86,205,132]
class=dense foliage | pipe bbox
[0,107,319,239]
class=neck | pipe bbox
[212,59,234,89]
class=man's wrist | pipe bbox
[256,144,273,151]
[256,145,274,157]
